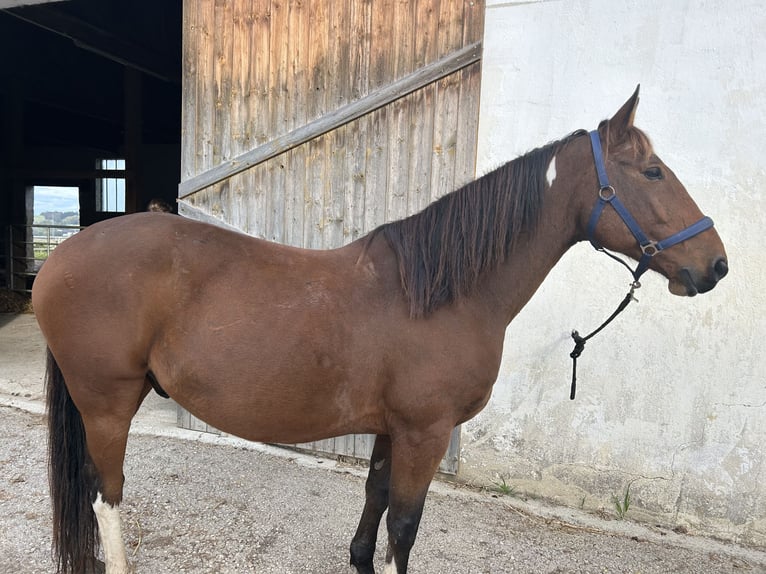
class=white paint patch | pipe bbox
[382,561,399,574]
[545,155,557,187]
[92,493,130,574]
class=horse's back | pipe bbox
[34,212,300,309]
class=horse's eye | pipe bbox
[643,167,664,181]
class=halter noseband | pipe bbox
[568,130,715,400]
[586,130,714,284]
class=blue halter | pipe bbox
[586,130,714,283]
[569,131,716,400]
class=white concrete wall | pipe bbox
[466,0,766,546]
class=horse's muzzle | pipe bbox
[679,256,729,296]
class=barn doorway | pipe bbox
[0,0,182,290]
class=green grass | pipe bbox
[491,475,517,497]
[612,485,632,520]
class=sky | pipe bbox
[33,186,80,215]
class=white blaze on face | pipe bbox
[546,155,557,187]
[92,493,130,574]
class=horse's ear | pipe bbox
[608,85,640,140]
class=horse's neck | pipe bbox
[474,193,577,327]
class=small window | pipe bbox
[96,159,126,212]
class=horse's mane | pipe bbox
[369,129,587,318]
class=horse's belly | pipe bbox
[159,353,385,444]
[174,388,383,444]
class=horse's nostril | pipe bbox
[714,257,729,280]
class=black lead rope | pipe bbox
[568,281,640,400]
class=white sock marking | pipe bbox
[546,155,557,187]
[383,561,399,574]
[92,493,130,574]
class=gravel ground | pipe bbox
[1,313,766,573]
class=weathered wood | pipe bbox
[196,0,216,178]
[177,198,246,235]
[178,40,482,199]
[297,427,459,475]
[180,0,197,183]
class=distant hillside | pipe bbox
[34,211,80,227]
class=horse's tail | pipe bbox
[45,347,98,574]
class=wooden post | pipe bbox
[124,67,142,213]
[2,80,26,289]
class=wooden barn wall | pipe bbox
[179,0,484,472]
[181,0,483,243]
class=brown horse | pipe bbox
[32,88,727,574]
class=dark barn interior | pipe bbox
[0,0,182,291]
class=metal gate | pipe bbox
[177,0,485,474]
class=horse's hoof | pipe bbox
[85,558,106,574]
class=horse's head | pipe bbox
[577,87,728,296]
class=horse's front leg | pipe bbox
[350,434,392,574]
[381,426,453,574]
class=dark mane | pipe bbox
[371,130,587,318]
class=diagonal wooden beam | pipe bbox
[178,41,483,199]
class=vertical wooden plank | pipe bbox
[354,433,375,461]
[346,0,372,239]
[229,0,250,158]
[364,108,387,231]
[176,406,188,429]
[340,433,356,459]
[196,0,216,176]
[439,426,461,474]
[181,0,198,182]
[285,145,307,247]
[321,128,345,248]
[304,0,328,248]
[363,0,394,230]
[244,0,273,237]
[406,0,439,214]
[283,0,309,247]
[211,0,231,169]
[428,0,463,201]
[261,0,287,241]
[265,155,283,242]
[322,0,351,247]
[268,0,289,138]
[453,1,484,187]
[226,0,250,230]
[385,0,414,221]
[250,0,271,146]
[454,63,482,188]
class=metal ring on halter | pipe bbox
[598,185,616,201]
[640,241,659,256]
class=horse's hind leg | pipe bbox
[47,347,151,574]
[350,434,392,573]
[82,415,134,573]
[80,378,152,574]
